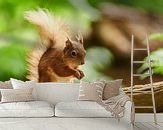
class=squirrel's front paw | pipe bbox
[74,70,84,79]
[78,69,84,79]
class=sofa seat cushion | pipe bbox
[0,101,54,117]
[55,101,112,117]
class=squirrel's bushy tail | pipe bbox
[24,8,71,81]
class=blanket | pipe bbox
[97,89,135,124]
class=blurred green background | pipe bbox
[0,0,163,84]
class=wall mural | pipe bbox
[0,0,163,113]
[25,9,86,82]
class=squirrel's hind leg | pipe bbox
[38,67,57,82]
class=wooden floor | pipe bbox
[134,114,163,130]
[134,122,163,130]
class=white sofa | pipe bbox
[0,83,132,130]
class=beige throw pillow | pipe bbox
[1,88,34,103]
[0,81,13,101]
[102,79,122,100]
[78,80,105,101]
[0,81,12,89]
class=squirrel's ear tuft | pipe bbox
[76,33,83,45]
[65,38,73,48]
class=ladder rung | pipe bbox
[134,48,147,51]
[135,106,153,109]
[133,74,150,76]
[126,90,152,93]
[133,61,148,63]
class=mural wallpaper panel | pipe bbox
[0,0,163,113]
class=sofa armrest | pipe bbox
[119,88,133,123]
[119,100,133,129]
[123,101,132,122]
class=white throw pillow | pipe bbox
[0,101,54,117]
[55,101,112,117]
[10,78,37,100]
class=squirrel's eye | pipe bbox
[71,50,77,57]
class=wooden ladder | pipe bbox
[131,35,157,125]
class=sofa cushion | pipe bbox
[0,101,54,117]
[55,101,112,117]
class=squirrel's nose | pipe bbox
[80,61,85,65]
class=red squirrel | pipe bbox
[24,9,86,82]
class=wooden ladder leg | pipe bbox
[146,36,157,125]
[131,35,134,102]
